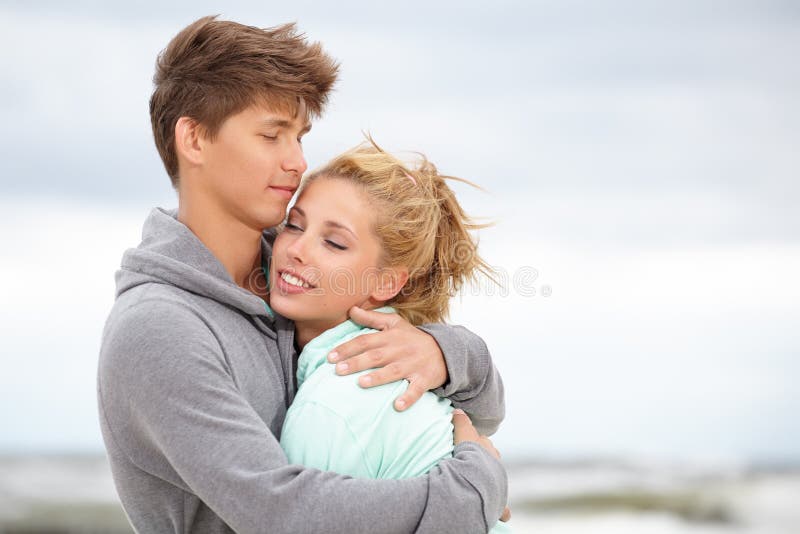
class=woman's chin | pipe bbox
[270,297,324,324]
[271,301,351,331]
[267,296,296,320]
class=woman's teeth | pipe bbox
[281,272,311,288]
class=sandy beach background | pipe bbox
[2,455,799,533]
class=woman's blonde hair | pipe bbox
[302,138,493,325]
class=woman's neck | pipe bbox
[294,320,337,351]
[293,300,385,350]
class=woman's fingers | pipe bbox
[500,506,511,522]
[453,410,502,461]
[478,436,500,459]
[452,409,480,444]
[452,411,509,523]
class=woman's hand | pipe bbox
[327,306,448,411]
[453,409,511,523]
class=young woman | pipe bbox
[270,141,510,532]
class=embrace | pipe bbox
[98,16,511,534]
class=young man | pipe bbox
[98,16,507,533]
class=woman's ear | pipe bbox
[174,116,206,168]
[370,267,409,302]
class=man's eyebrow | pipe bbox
[261,119,312,135]
[261,118,291,128]
[290,206,357,240]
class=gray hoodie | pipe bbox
[98,207,507,534]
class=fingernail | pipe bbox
[337,362,349,373]
[452,409,465,416]
[360,375,372,386]
[328,351,339,362]
[396,399,406,410]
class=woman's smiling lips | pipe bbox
[275,269,315,294]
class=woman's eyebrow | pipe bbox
[325,220,357,240]
[291,206,357,240]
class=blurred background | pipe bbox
[1,0,798,532]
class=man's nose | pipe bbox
[282,139,307,177]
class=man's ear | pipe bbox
[370,267,409,302]
[174,116,206,167]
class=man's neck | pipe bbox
[178,195,264,292]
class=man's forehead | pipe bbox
[252,104,311,131]
[251,96,310,125]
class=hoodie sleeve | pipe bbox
[98,300,507,534]
[418,324,506,436]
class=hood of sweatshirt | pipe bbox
[116,207,276,319]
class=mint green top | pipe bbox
[260,261,275,319]
[280,307,511,532]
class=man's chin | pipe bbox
[252,208,287,231]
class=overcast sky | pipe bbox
[1,0,798,463]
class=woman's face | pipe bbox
[269,177,388,331]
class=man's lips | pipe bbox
[268,185,297,200]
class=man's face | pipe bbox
[196,103,310,230]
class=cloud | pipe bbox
[1,1,798,460]
[0,198,148,451]
[450,235,800,461]
[1,197,799,461]
[2,1,799,210]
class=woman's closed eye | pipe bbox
[286,223,346,250]
[325,239,347,251]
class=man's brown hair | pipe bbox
[150,16,339,188]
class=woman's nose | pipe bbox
[286,235,308,263]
